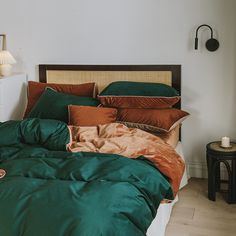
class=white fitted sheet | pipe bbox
[147,141,188,236]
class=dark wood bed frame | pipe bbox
[39,64,181,109]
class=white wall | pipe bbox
[1,0,236,177]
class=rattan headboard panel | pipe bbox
[46,70,171,92]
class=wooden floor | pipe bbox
[166,178,236,236]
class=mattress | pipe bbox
[147,141,188,236]
[155,124,180,149]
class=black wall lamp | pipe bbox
[194,24,219,52]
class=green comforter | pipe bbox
[0,118,173,236]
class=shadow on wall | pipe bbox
[10,81,27,119]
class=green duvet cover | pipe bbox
[0,118,173,236]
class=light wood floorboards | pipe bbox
[166,178,236,236]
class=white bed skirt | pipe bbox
[147,141,188,236]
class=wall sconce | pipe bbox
[194,24,219,52]
[0,34,16,77]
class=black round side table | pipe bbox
[206,141,236,204]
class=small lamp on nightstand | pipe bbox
[0,34,16,77]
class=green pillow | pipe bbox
[27,88,100,123]
[98,81,180,109]
[99,81,179,97]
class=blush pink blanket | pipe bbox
[67,123,185,196]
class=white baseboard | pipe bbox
[187,162,229,179]
[187,162,208,178]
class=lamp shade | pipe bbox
[0,50,16,65]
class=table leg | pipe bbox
[215,160,221,192]
[229,160,236,203]
[207,153,216,201]
[221,160,233,204]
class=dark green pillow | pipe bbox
[99,81,179,97]
[27,88,100,123]
[98,81,180,109]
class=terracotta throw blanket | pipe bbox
[67,123,185,196]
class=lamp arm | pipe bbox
[194,24,219,51]
[195,24,213,38]
[0,34,7,50]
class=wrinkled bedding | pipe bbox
[68,123,184,195]
[0,118,184,236]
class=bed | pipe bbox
[39,64,188,235]
[0,64,188,236]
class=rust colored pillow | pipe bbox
[68,105,117,126]
[117,108,189,133]
[98,96,180,109]
[24,81,97,117]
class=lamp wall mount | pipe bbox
[0,34,7,50]
[194,24,219,52]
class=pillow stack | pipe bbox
[98,81,180,109]
[24,80,189,133]
[24,81,118,126]
[25,81,100,123]
[97,81,189,135]
[24,81,97,117]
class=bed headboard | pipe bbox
[39,64,181,109]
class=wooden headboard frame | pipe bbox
[39,64,181,109]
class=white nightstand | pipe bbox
[0,73,27,122]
